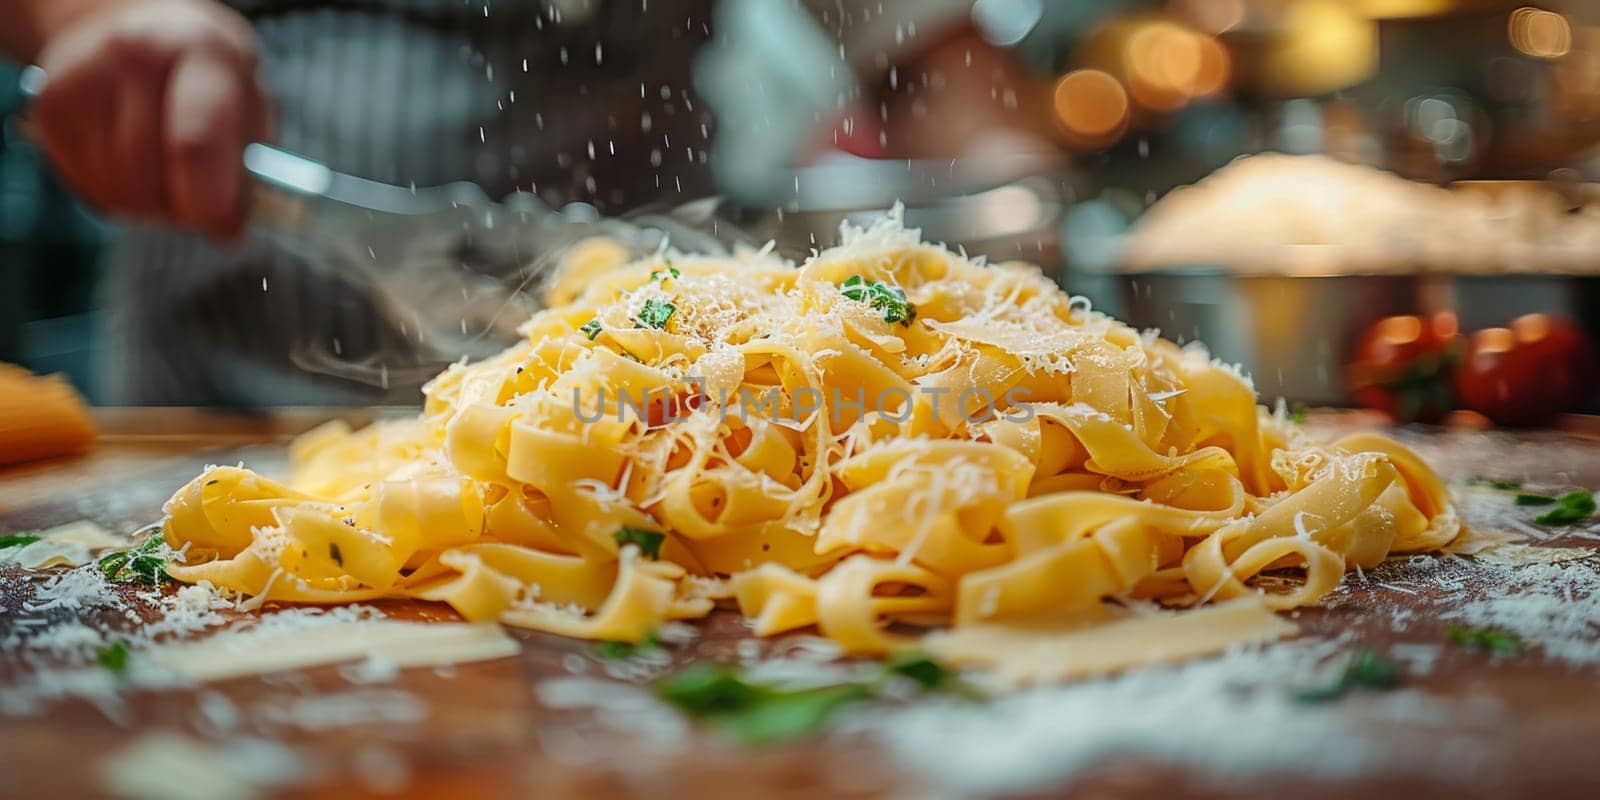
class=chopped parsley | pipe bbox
[1472,481,1592,523]
[1294,648,1402,703]
[1533,490,1596,525]
[595,630,662,659]
[580,318,602,340]
[98,533,171,586]
[0,533,40,549]
[840,275,917,326]
[1446,624,1523,656]
[634,299,677,330]
[654,664,875,744]
[650,265,681,282]
[96,641,130,676]
[1288,407,1309,425]
[614,527,665,559]
[653,652,961,744]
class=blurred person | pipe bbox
[1,0,716,406]
[700,0,1098,202]
[1,0,1053,406]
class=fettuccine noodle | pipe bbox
[160,217,1459,656]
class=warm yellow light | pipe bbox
[1052,69,1130,144]
[1474,327,1516,355]
[1124,22,1229,110]
[1376,315,1424,347]
[1510,7,1572,59]
[1254,0,1378,98]
[1356,0,1456,18]
[1512,312,1552,344]
[1192,35,1232,97]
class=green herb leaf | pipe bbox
[1533,490,1596,525]
[653,664,873,744]
[1446,624,1523,656]
[653,653,962,744]
[613,527,665,559]
[839,276,917,326]
[885,652,952,690]
[1288,407,1308,425]
[0,534,40,549]
[596,631,661,659]
[650,266,681,282]
[635,299,677,330]
[96,641,130,676]
[715,684,873,744]
[1294,648,1402,703]
[656,663,767,713]
[580,319,603,341]
[1514,493,1556,506]
[98,534,171,586]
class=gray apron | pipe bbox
[100,0,714,406]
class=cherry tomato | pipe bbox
[1455,314,1597,427]
[1346,313,1463,423]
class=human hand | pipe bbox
[28,0,268,239]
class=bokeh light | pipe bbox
[1509,7,1572,60]
[1254,0,1377,98]
[1512,312,1552,344]
[1125,22,1230,111]
[1053,69,1130,147]
[1472,327,1517,358]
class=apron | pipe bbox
[99,0,714,406]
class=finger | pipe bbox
[164,51,249,239]
[32,66,122,212]
[112,70,171,219]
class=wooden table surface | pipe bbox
[1,409,1599,799]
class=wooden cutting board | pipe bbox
[1,409,1598,799]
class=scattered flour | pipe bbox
[1436,560,1600,666]
[854,638,1499,797]
[0,562,387,715]
[97,731,312,800]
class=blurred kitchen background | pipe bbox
[3,0,1599,421]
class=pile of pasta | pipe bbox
[161,217,1460,657]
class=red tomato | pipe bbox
[1455,314,1597,427]
[1346,313,1463,423]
